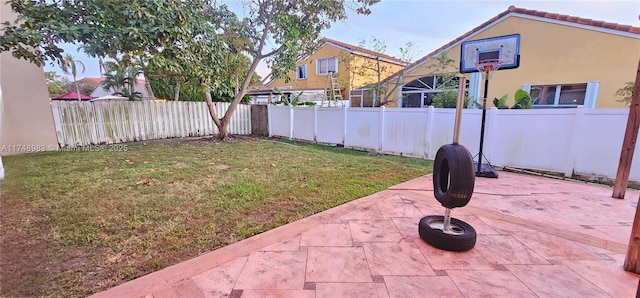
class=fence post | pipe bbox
[343,106,347,145]
[50,101,64,148]
[425,106,435,159]
[289,105,293,140]
[314,105,318,143]
[267,104,272,137]
[378,106,385,152]
[563,106,585,177]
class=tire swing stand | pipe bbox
[419,76,477,251]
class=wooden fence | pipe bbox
[51,101,251,148]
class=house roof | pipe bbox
[247,87,334,96]
[89,77,150,98]
[262,37,409,88]
[507,6,640,34]
[52,91,94,100]
[322,38,408,66]
[382,5,640,84]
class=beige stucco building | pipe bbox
[381,6,640,109]
[0,3,59,156]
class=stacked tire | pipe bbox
[419,144,477,251]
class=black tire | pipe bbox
[433,144,475,209]
[418,215,476,251]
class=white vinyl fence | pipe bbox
[268,105,640,182]
[51,101,251,148]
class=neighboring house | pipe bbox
[90,77,152,100]
[51,91,93,101]
[381,6,640,109]
[249,38,408,106]
[0,2,59,155]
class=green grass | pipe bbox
[0,137,432,297]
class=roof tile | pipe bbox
[323,38,407,66]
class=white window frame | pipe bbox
[296,65,307,80]
[523,81,599,108]
[316,57,338,76]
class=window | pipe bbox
[296,65,307,80]
[529,83,589,107]
[349,89,377,107]
[402,93,422,108]
[401,75,469,108]
[316,57,338,75]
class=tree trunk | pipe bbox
[218,121,229,139]
[139,56,156,100]
[216,9,275,138]
[174,81,181,101]
[376,56,381,106]
[235,75,239,97]
[625,193,640,273]
[221,54,262,127]
[203,85,227,139]
[98,56,105,75]
[74,75,81,101]
[613,58,640,198]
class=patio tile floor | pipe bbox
[90,172,640,298]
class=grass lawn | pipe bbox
[0,137,432,297]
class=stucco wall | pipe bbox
[0,3,59,155]
[267,45,346,90]
[349,56,405,90]
[384,14,640,108]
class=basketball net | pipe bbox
[474,59,503,79]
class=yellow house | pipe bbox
[381,6,640,109]
[253,38,407,106]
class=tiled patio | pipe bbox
[91,172,640,298]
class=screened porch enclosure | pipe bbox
[401,74,471,108]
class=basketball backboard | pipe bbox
[460,34,520,73]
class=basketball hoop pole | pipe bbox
[461,34,520,178]
[477,73,490,175]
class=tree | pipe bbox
[60,53,86,100]
[424,52,463,108]
[102,58,143,101]
[362,42,419,107]
[616,81,634,107]
[339,37,387,106]
[198,0,380,138]
[432,90,474,108]
[0,0,379,139]
[44,71,69,97]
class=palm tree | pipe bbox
[102,68,128,94]
[102,59,143,101]
[60,53,86,101]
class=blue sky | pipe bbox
[45,0,640,80]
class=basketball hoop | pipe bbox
[475,59,503,79]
